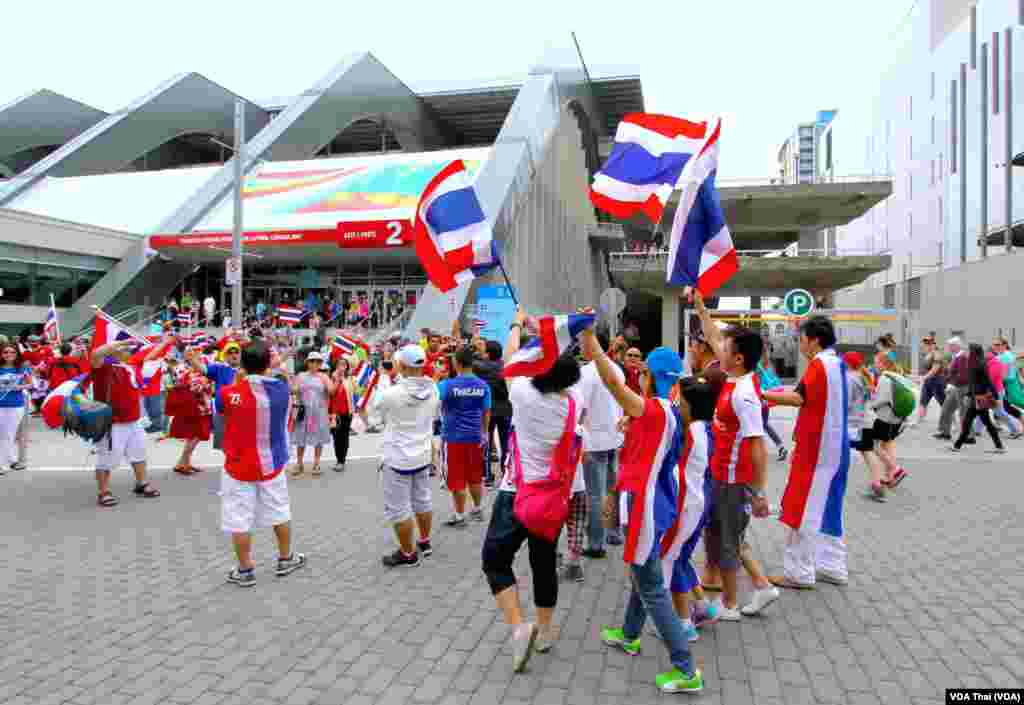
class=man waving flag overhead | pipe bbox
[413,159,497,293]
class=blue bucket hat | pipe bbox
[645,347,683,399]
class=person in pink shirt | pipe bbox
[986,350,1022,436]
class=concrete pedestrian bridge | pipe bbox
[608,250,893,298]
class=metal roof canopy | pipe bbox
[0,73,268,206]
[0,89,107,168]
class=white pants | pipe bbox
[221,472,291,533]
[783,528,848,585]
[95,422,148,471]
[0,407,25,466]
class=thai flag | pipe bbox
[666,117,738,296]
[277,305,305,326]
[127,339,175,397]
[355,367,379,413]
[660,420,712,579]
[780,349,850,537]
[412,159,496,293]
[177,311,193,326]
[501,313,595,379]
[590,113,710,224]
[618,398,683,566]
[44,304,59,343]
[91,311,146,353]
[471,317,487,334]
[351,361,374,409]
[41,374,87,429]
[332,332,368,357]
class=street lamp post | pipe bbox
[231,99,245,328]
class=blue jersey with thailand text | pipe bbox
[0,366,30,408]
[438,374,491,443]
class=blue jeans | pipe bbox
[143,393,165,431]
[623,547,694,675]
[582,449,617,551]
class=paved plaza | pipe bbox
[2,409,1023,705]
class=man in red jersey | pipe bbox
[90,339,166,507]
[218,340,306,587]
[692,291,779,621]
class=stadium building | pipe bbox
[0,42,641,338]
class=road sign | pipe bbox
[225,257,241,286]
[600,287,627,316]
[782,289,815,317]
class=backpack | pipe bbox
[882,372,917,419]
[61,393,113,444]
[511,396,582,542]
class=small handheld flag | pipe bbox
[502,314,596,379]
[277,305,305,326]
[44,297,60,344]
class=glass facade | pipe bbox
[0,243,112,308]
[844,0,1024,289]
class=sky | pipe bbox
[3,0,915,178]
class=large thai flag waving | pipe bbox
[666,117,738,296]
[502,314,595,379]
[413,159,496,293]
[590,113,710,224]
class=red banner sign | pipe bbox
[149,221,414,250]
[336,220,412,248]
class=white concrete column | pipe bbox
[662,294,680,351]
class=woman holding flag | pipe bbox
[290,352,336,477]
[328,355,357,472]
[166,357,214,475]
[0,344,33,474]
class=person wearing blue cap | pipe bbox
[579,329,703,694]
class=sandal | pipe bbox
[97,491,120,507]
[311,464,322,477]
[133,483,161,498]
[291,464,305,478]
[173,465,193,476]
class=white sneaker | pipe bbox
[816,571,848,586]
[740,586,781,616]
[716,601,742,622]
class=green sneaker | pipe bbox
[655,668,703,693]
[600,626,641,656]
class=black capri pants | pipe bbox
[481,490,560,609]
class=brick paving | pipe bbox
[2,412,1023,705]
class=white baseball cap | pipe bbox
[395,344,426,368]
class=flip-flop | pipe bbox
[133,483,161,498]
[97,491,119,507]
[173,466,192,476]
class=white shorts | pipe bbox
[221,472,291,533]
[95,421,148,471]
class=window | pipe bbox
[884,283,896,308]
[931,71,936,100]
[931,115,936,145]
[938,196,944,225]
[931,159,935,187]
[908,211,914,240]
[906,277,922,310]
[908,173,913,199]
[909,94,913,120]
[994,31,1001,114]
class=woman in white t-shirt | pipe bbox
[482,311,581,675]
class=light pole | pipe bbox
[231,99,245,328]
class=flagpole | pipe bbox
[497,260,519,308]
[50,293,61,345]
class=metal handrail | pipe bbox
[610,247,892,261]
[716,174,894,187]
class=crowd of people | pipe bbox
[157,288,410,333]
[3,293,1022,695]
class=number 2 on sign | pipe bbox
[385,221,403,246]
